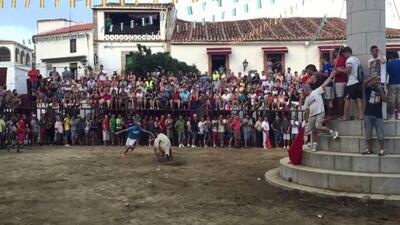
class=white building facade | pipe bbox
[0,40,33,93]
[33,3,400,77]
[33,19,93,77]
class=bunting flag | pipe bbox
[172,0,178,4]
[86,0,91,7]
[102,0,107,6]
[201,1,206,11]
[11,0,16,8]
[120,0,125,6]
[70,0,75,8]
[257,0,262,9]
[24,0,30,8]
[40,0,45,8]
[54,0,61,7]
[187,6,193,15]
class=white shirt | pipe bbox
[368,56,387,84]
[261,121,269,132]
[346,56,361,86]
[222,93,231,102]
[291,120,299,134]
[304,87,325,116]
[198,121,205,134]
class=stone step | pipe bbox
[325,120,399,137]
[317,135,400,154]
[280,157,400,195]
[302,149,400,173]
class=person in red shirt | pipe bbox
[27,66,39,91]
[16,115,26,153]
[231,115,241,147]
[333,48,347,118]
[102,115,110,146]
[158,115,166,134]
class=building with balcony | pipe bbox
[0,40,33,93]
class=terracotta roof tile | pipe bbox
[35,23,93,37]
[172,17,400,43]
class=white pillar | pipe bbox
[346,0,386,69]
[346,0,387,118]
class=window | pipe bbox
[0,47,11,62]
[70,39,77,53]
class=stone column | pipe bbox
[346,0,386,69]
[346,0,387,118]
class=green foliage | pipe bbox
[125,44,199,77]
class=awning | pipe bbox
[41,55,86,64]
[206,47,232,55]
[387,44,400,52]
[318,45,341,53]
[262,47,288,53]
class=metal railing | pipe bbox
[1,106,305,122]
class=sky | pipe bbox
[0,0,399,48]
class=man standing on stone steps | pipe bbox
[361,75,387,156]
[302,65,339,152]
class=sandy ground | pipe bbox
[0,146,399,225]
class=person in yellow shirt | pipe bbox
[63,114,72,147]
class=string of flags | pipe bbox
[0,0,179,8]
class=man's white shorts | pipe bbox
[126,138,137,147]
[102,130,110,141]
[335,82,346,98]
[283,133,291,140]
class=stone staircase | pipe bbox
[265,120,400,200]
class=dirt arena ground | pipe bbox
[0,146,399,225]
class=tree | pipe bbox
[125,44,199,77]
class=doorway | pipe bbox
[69,63,78,78]
[0,67,7,88]
[210,55,228,74]
[126,54,134,73]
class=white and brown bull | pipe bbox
[152,133,173,162]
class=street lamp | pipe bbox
[242,59,249,72]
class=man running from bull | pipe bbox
[116,121,154,158]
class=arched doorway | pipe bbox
[0,47,11,62]
[20,51,25,65]
[25,54,31,67]
[15,48,20,63]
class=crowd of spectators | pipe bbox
[1,46,399,151]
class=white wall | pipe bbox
[171,42,328,74]
[35,32,92,76]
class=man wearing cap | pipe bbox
[303,67,339,151]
